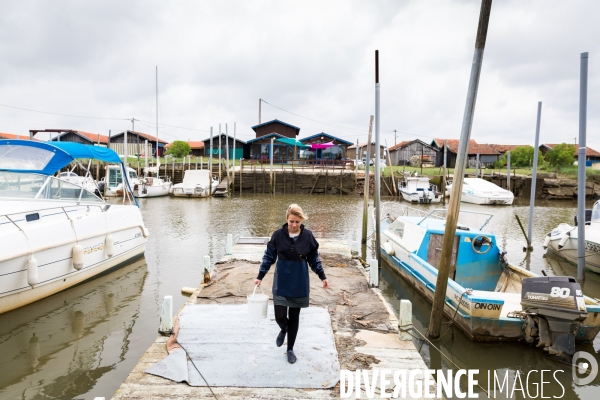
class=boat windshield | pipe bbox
[592,201,600,222]
[0,171,103,203]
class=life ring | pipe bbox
[472,235,492,254]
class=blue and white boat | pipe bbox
[0,139,149,314]
[398,176,442,203]
[380,206,600,360]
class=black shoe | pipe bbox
[276,329,287,347]
[287,350,297,364]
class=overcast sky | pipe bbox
[0,0,599,148]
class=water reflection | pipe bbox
[0,257,147,399]
[0,194,598,399]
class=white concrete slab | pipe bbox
[145,304,340,388]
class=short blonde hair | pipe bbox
[286,204,307,221]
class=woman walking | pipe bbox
[254,204,329,364]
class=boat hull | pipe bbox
[546,238,600,274]
[399,190,442,203]
[0,202,148,314]
[133,181,172,198]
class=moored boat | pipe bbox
[100,164,139,197]
[380,205,600,361]
[544,200,600,274]
[398,175,442,203]
[446,177,513,205]
[171,169,218,197]
[0,139,149,314]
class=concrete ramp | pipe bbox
[145,304,340,388]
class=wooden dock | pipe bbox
[212,177,230,197]
[112,239,437,399]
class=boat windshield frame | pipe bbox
[0,171,105,204]
[416,208,494,231]
[592,200,600,222]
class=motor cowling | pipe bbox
[520,276,587,362]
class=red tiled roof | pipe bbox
[165,141,204,149]
[74,130,109,144]
[489,144,521,153]
[542,143,600,157]
[114,130,169,144]
[434,139,499,155]
[0,132,31,140]
[388,140,411,151]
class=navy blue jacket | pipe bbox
[257,223,326,298]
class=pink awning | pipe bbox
[310,142,335,149]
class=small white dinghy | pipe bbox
[398,175,442,203]
[171,170,218,198]
[446,177,513,205]
[544,200,600,274]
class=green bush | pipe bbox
[545,143,576,169]
[166,141,191,158]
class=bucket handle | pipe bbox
[251,284,265,299]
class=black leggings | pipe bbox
[274,305,301,351]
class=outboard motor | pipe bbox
[520,276,588,362]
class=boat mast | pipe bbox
[156,65,160,178]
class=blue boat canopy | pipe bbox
[0,139,122,175]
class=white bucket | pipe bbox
[247,285,269,320]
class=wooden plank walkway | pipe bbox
[113,239,437,399]
[212,177,229,197]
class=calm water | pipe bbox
[0,194,598,399]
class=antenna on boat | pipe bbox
[429,0,492,339]
[156,65,161,177]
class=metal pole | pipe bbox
[429,0,492,339]
[362,117,374,244]
[442,140,447,204]
[507,151,511,191]
[124,123,129,165]
[355,139,359,172]
[209,127,213,174]
[374,50,381,268]
[233,122,236,194]
[578,52,589,281]
[527,102,542,251]
[218,124,222,182]
[475,153,480,177]
[270,137,274,194]
[144,139,148,172]
[226,123,230,189]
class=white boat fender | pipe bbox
[558,232,570,249]
[105,235,115,257]
[382,242,395,256]
[543,234,551,249]
[27,255,39,288]
[142,227,150,238]
[72,244,84,270]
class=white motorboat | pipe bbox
[398,175,442,203]
[380,205,600,361]
[100,164,139,197]
[171,170,218,198]
[446,177,513,205]
[0,139,149,314]
[544,201,600,273]
[132,174,172,198]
